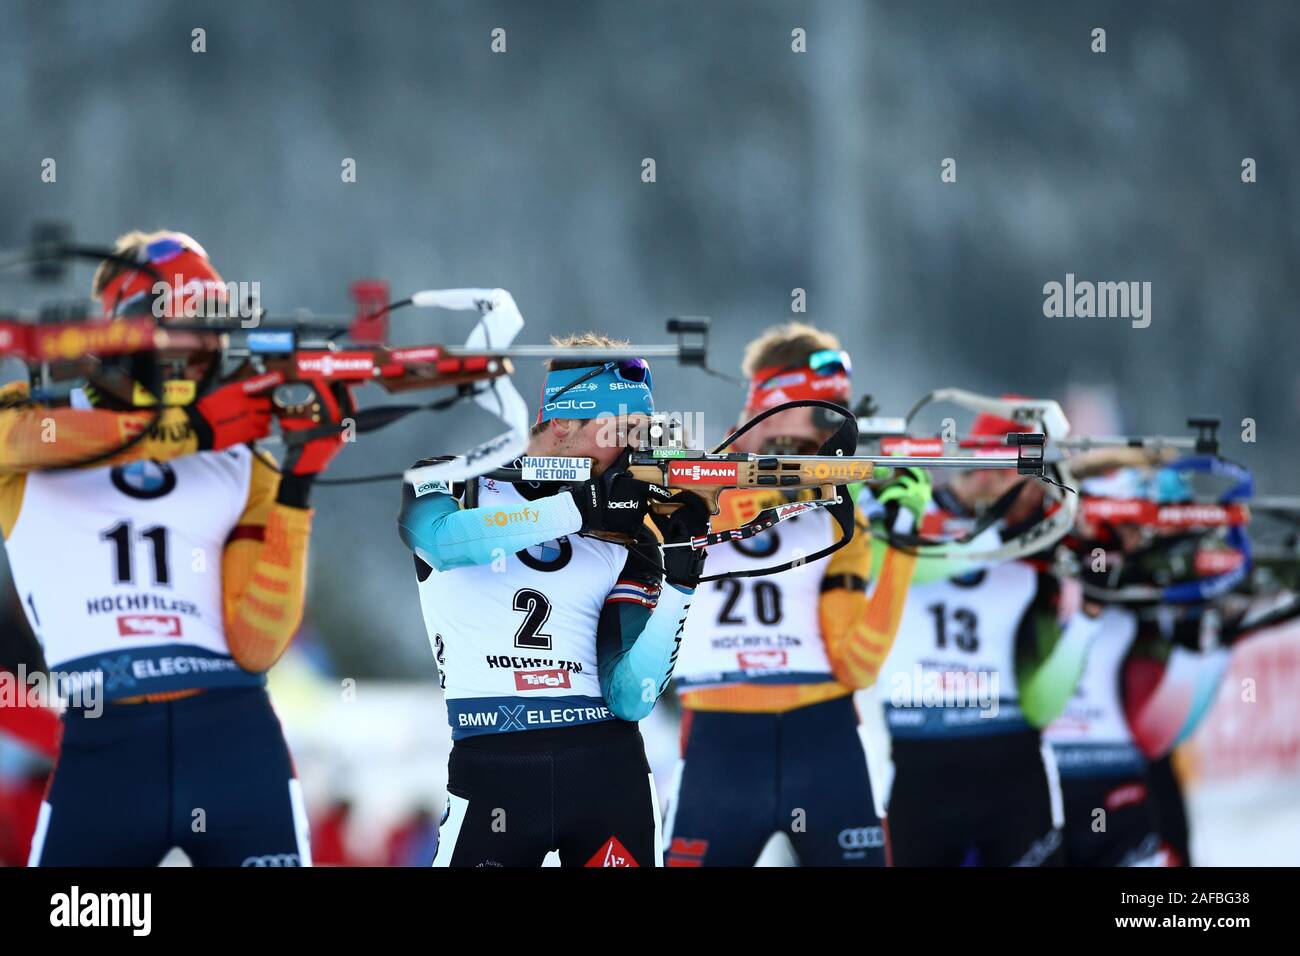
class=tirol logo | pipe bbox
[738,650,787,670]
[117,615,183,638]
[586,835,639,868]
[668,462,739,485]
[514,669,572,691]
[516,536,573,572]
[111,460,177,499]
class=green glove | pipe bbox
[874,466,932,527]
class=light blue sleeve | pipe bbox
[1171,646,1233,748]
[397,482,583,571]
[598,583,694,721]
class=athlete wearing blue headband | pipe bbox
[396,331,710,867]
[536,357,655,425]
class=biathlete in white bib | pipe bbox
[1047,458,1255,866]
[5,231,350,866]
[879,408,1098,866]
[398,334,711,867]
[663,323,930,867]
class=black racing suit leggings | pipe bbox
[434,719,661,867]
[887,730,1064,867]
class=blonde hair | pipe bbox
[544,331,630,371]
[741,322,842,378]
[91,229,208,296]
[532,330,632,435]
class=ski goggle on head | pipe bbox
[98,235,229,321]
[746,348,852,415]
[537,359,655,424]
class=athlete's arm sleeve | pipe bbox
[822,511,917,689]
[1015,571,1095,728]
[221,457,313,673]
[0,381,201,474]
[868,534,989,584]
[1123,615,1231,758]
[396,479,583,571]
[596,531,691,721]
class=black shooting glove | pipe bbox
[650,491,712,588]
[569,453,655,537]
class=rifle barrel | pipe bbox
[773,454,1021,469]
[1059,435,1197,450]
[443,345,683,359]
[1252,496,1300,512]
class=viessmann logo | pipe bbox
[1081,499,1145,521]
[514,669,572,691]
[668,462,739,485]
[1157,504,1232,525]
[295,353,375,377]
[880,437,945,457]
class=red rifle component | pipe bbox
[349,279,390,345]
[879,436,946,457]
[1080,497,1250,528]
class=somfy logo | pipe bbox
[50,886,151,936]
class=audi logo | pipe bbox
[837,827,885,850]
[241,853,302,867]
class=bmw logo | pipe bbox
[516,536,573,572]
[731,529,780,559]
[110,460,177,499]
[951,569,988,588]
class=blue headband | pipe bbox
[1152,455,1254,603]
[1155,455,1254,504]
[537,364,655,424]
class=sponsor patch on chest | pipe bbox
[737,650,788,670]
[513,669,572,691]
[117,614,183,638]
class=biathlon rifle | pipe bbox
[843,389,1077,563]
[467,396,1051,580]
[0,227,711,483]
